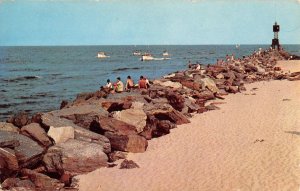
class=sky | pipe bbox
[0,0,299,46]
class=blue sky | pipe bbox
[0,0,299,45]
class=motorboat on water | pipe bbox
[141,53,154,61]
[97,52,110,58]
[236,44,240,49]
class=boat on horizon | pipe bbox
[141,53,154,61]
[236,44,240,49]
[140,53,171,61]
[97,52,110,58]
[162,50,169,57]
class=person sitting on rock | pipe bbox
[114,77,124,93]
[105,79,113,90]
[125,75,134,91]
[138,76,148,89]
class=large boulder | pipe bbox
[47,126,74,144]
[104,132,148,153]
[41,113,111,153]
[20,123,52,147]
[98,117,137,135]
[113,108,147,133]
[43,139,108,176]
[0,131,44,168]
[0,122,19,133]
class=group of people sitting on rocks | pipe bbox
[104,75,150,93]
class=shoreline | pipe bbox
[76,62,300,191]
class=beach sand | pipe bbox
[76,61,300,191]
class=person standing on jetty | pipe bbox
[125,75,134,91]
[114,77,124,93]
[138,76,148,89]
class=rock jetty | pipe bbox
[1,49,299,190]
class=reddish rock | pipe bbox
[20,123,52,147]
[145,104,190,125]
[139,125,153,140]
[101,101,128,112]
[113,106,147,133]
[60,100,69,109]
[43,139,108,176]
[225,86,239,94]
[155,120,174,137]
[180,81,201,91]
[192,90,215,101]
[0,148,19,181]
[98,117,137,135]
[6,112,30,128]
[105,132,148,153]
[166,91,185,111]
[197,107,208,113]
[120,159,140,169]
[21,168,65,191]
[31,113,43,124]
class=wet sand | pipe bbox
[76,61,300,191]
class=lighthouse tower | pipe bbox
[271,22,280,50]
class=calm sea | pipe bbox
[1,45,299,121]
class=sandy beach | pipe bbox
[75,60,300,191]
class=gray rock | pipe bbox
[0,131,44,168]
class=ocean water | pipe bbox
[1,45,300,121]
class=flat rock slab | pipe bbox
[21,123,52,147]
[0,131,44,168]
[50,104,108,118]
[43,139,108,176]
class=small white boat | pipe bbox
[236,44,240,49]
[162,51,169,57]
[97,52,110,58]
[141,54,154,61]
